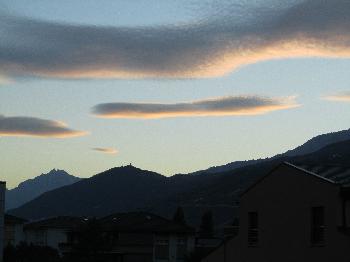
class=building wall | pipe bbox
[154,234,195,262]
[203,164,350,262]
[25,228,68,251]
[0,182,5,262]
[4,223,25,246]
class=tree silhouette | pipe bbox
[173,206,186,225]
[199,211,214,238]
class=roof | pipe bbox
[5,214,27,225]
[24,216,88,230]
[99,212,194,234]
[294,163,350,186]
[23,212,194,234]
[241,162,350,197]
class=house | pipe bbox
[0,181,5,262]
[18,212,195,261]
[4,214,27,246]
[66,212,196,262]
[202,162,350,262]
[23,216,87,252]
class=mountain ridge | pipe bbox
[5,169,81,210]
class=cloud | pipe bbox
[322,92,350,102]
[92,95,299,119]
[1,0,350,79]
[0,75,12,85]
[0,115,87,138]
[92,147,118,154]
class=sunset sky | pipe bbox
[1,0,350,188]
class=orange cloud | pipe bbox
[0,115,87,138]
[92,148,118,154]
[92,96,299,119]
[322,92,350,102]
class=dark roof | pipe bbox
[24,216,88,230]
[5,214,28,225]
[99,212,194,234]
[295,163,350,186]
[241,162,345,197]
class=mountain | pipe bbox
[6,169,81,210]
[191,128,350,174]
[9,138,350,226]
[8,165,174,219]
[281,128,350,157]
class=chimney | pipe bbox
[0,181,5,262]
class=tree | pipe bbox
[64,218,110,262]
[173,207,186,225]
[199,211,214,238]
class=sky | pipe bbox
[1,0,350,188]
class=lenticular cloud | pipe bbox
[1,0,350,79]
[92,95,299,119]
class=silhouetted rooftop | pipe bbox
[5,214,28,225]
[24,216,88,230]
[291,162,350,186]
[99,211,194,233]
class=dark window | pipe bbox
[154,238,169,260]
[311,206,325,245]
[248,212,259,247]
[176,237,187,260]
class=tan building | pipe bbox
[203,162,350,262]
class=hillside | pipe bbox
[9,139,350,226]
[9,165,175,219]
[5,169,81,210]
[190,128,350,174]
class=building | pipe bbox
[16,212,195,262]
[24,216,87,251]
[0,181,5,262]
[66,212,195,262]
[203,162,350,262]
[4,214,27,246]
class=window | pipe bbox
[176,237,187,260]
[154,237,169,260]
[248,212,259,247]
[311,206,325,245]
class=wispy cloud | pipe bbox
[92,147,118,154]
[0,115,87,138]
[322,91,350,102]
[92,95,299,119]
[1,0,350,79]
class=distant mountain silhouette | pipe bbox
[6,169,81,210]
[8,165,173,219]
[8,128,350,225]
[9,137,350,226]
[189,128,350,174]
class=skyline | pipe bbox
[1,0,350,188]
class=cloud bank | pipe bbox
[1,0,350,79]
[323,92,350,102]
[92,148,118,154]
[0,115,87,138]
[92,95,299,119]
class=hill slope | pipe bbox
[193,128,350,174]
[9,165,175,219]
